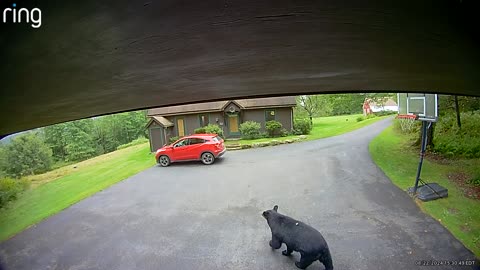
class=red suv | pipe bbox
[155,134,226,166]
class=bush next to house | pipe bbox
[169,136,179,144]
[239,121,262,139]
[0,177,30,208]
[203,124,224,138]
[293,118,312,135]
[265,120,283,137]
[194,127,207,134]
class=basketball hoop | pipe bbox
[396,114,418,133]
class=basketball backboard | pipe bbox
[397,93,438,122]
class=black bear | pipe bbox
[262,205,333,270]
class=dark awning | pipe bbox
[0,0,478,137]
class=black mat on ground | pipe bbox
[408,183,448,202]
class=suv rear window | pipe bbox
[189,138,205,145]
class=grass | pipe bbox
[0,143,155,242]
[370,126,480,257]
[226,114,390,146]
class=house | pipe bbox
[363,98,398,115]
[146,96,296,151]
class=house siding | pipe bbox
[242,107,293,131]
[165,113,226,137]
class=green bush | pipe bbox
[356,116,365,122]
[203,124,224,138]
[194,127,207,134]
[0,178,30,208]
[433,111,480,158]
[374,111,396,116]
[366,114,377,119]
[3,133,53,177]
[393,118,421,134]
[280,128,289,137]
[239,121,262,140]
[293,118,312,135]
[169,136,179,144]
[116,137,148,150]
[467,174,480,186]
[265,120,283,137]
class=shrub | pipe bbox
[433,111,480,158]
[3,133,53,177]
[203,124,224,138]
[265,120,283,137]
[467,174,480,186]
[293,118,312,135]
[194,127,206,134]
[375,111,396,116]
[280,128,289,137]
[0,177,30,208]
[393,118,421,134]
[116,137,148,150]
[366,114,377,119]
[239,121,261,140]
[169,136,179,144]
[356,116,365,122]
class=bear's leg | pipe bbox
[295,254,315,269]
[319,249,334,270]
[269,237,282,249]
[282,246,293,256]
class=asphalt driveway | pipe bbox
[0,118,477,270]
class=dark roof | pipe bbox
[146,116,174,128]
[147,96,296,116]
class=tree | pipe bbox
[297,95,332,123]
[3,133,53,177]
[92,117,119,154]
[43,123,68,161]
[364,93,397,109]
[327,94,365,115]
[0,144,7,178]
[63,120,96,161]
[297,96,319,124]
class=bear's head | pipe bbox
[262,205,278,220]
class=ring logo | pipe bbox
[3,3,42,28]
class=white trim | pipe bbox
[407,96,426,116]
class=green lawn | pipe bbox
[226,114,391,145]
[0,143,155,242]
[370,126,480,257]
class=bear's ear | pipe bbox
[273,205,278,212]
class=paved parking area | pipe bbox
[0,118,477,270]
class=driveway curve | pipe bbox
[0,118,477,270]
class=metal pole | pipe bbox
[413,121,428,194]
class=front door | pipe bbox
[177,118,185,137]
[228,114,240,136]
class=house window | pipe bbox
[199,114,209,127]
[265,109,276,121]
